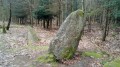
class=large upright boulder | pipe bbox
[49,10,84,60]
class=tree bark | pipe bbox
[102,10,109,41]
[43,20,46,29]
[88,16,91,32]
[50,19,52,29]
[47,19,50,29]
[6,3,12,30]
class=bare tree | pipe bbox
[6,2,12,30]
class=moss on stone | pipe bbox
[76,10,84,17]
[103,57,120,67]
[82,51,103,58]
[62,46,76,60]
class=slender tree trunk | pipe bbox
[3,20,6,33]
[22,18,23,24]
[88,16,91,32]
[37,19,39,25]
[80,0,86,38]
[43,20,46,29]
[6,3,12,30]
[58,0,62,27]
[102,10,109,41]
[19,18,20,24]
[50,19,52,29]
[47,19,50,29]
[73,0,78,11]
[57,17,59,26]
[106,17,111,36]
[41,20,43,27]
[102,20,108,41]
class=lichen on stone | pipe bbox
[49,9,84,60]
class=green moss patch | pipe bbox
[62,46,76,60]
[82,51,103,58]
[103,58,120,67]
[79,10,84,17]
[36,54,56,63]
[76,10,84,17]
[35,54,58,67]
[101,56,114,65]
[25,45,49,51]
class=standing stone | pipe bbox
[49,10,84,60]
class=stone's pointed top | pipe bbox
[76,10,84,17]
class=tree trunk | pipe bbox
[43,20,46,29]
[47,19,49,29]
[49,10,84,60]
[41,20,43,27]
[38,19,39,24]
[3,20,6,33]
[102,19,108,41]
[6,3,12,30]
[37,19,39,25]
[50,19,52,29]
[22,18,23,24]
[57,17,59,26]
[73,0,78,11]
[88,16,91,32]
[102,10,109,41]
[19,18,20,24]
[58,0,61,27]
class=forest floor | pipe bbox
[0,22,119,67]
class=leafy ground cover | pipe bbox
[0,24,119,67]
